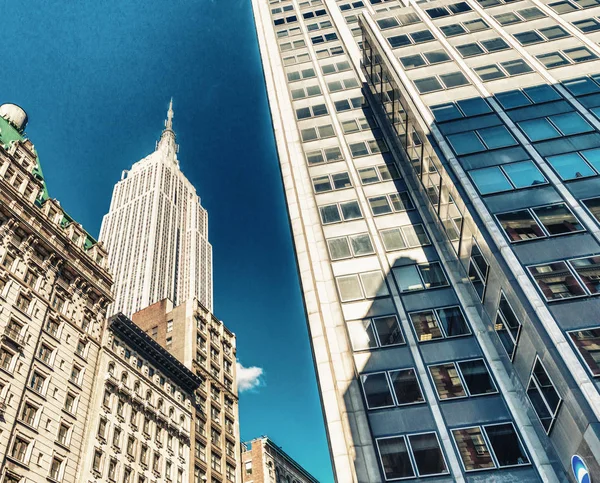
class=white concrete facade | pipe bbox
[100,101,213,317]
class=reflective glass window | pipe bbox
[452,427,495,471]
[568,327,600,376]
[440,72,469,88]
[582,196,600,222]
[581,148,600,172]
[440,24,466,36]
[518,118,560,141]
[524,84,561,103]
[570,256,600,294]
[484,424,529,467]
[497,210,545,242]
[457,359,496,395]
[377,437,415,479]
[447,131,485,155]
[564,47,598,63]
[424,50,451,64]
[456,43,484,57]
[537,52,570,69]
[539,25,569,39]
[532,204,583,235]
[340,200,362,220]
[528,262,586,300]
[547,152,595,180]
[495,293,522,359]
[429,363,466,399]
[478,126,517,149]
[361,372,394,409]
[514,31,543,45]
[550,112,593,135]
[408,433,448,476]
[431,103,462,122]
[496,90,531,109]
[481,37,509,51]
[457,98,491,116]
[400,54,426,69]
[327,237,351,260]
[470,167,512,194]
[414,76,443,93]
[501,59,533,75]
[503,161,546,188]
[474,65,506,81]
[390,369,425,405]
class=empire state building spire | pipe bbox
[157,98,177,159]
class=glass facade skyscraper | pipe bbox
[252,0,600,480]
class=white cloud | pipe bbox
[236,361,265,393]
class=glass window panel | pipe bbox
[429,363,466,399]
[350,234,375,256]
[564,77,600,96]
[342,119,359,133]
[358,167,379,184]
[496,294,521,359]
[377,437,415,479]
[313,175,333,192]
[533,204,584,235]
[312,104,328,116]
[503,160,546,188]
[388,34,411,47]
[381,228,406,251]
[350,142,369,157]
[348,319,378,351]
[519,6,546,19]
[337,274,363,301]
[324,146,343,161]
[518,118,560,141]
[377,17,400,29]
[494,12,521,24]
[456,43,484,57]
[514,31,544,45]
[306,150,324,165]
[484,424,529,467]
[524,84,561,103]
[379,164,400,180]
[440,71,469,88]
[537,52,570,69]
[528,261,586,300]
[374,315,404,346]
[287,71,301,81]
[369,196,393,215]
[481,37,509,52]
[301,127,318,142]
[335,99,351,111]
[327,237,352,260]
[569,327,600,376]
[420,262,448,288]
[457,98,491,116]
[441,24,466,36]
[452,427,495,471]
[361,372,394,408]
[340,200,362,220]
[360,271,389,298]
[497,209,545,241]
[549,0,578,11]
[332,172,352,189]
[458,359,496,395]
[424,50,451,64]
[581,148,600,172]
[563,46,598,63]
[389,369,424,405]
[319,204,341,224]
[470,167,512,195]
[390,192,413,211]
[296,107,312,119]
[501,59,533,75]
[474,64,506,81]
[410,29,435,43]
[399,54,426,69]
[464,19,489,31]
[582,196,600,222]
[328,80,343,92]
[408,433,448,476]
[477,126,516,149]
[414,76,443,94]
[547,152,595,180]
[573,19,600,32]
[539,25,569,39]
[394,265,424,292]
[410,311,443,341]
[450,1,472,12]
[426,6,450,17]
[438,306,470,337]
[403,224,430,246]
[551,112,593,136]
[447,132,486,155]
[431,103,462,122]
[496,90,532,109]
[306,85,322,96]
[570,256,600,294]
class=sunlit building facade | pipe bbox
[99,101,213,317]
[252,0,600,480]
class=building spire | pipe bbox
[157,98,177,159]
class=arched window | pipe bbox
[146,390,152,402]
[169,407,175,419]
[180,415,185,428]
[134,381,141,394]
[108,362,115,375]
[120,372,128,384]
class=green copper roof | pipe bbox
[0,115,49,202]
[0,115,99,251]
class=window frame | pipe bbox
[347,314,405,351]
[567,325,600,377]
[494,291,522,360]
[408,305,472,342]
[428,358,498,401]
[393,261,449,293]
[526,356,562,434]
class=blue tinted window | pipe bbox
[547,152,596,180]
[470,167,512,194]
[581,148,600,172]
[519,118,560,141]
[591,106,600,119]
[563,77,600,96]
[457,98,492,117]
[447,132,486,155]
[503,161,547,188]
[431,103,463,122]
[496,90,532,109]
[523,85,561,104]
[411,30,435,43]
[414,77,443,94]
[550,112,594,135]
[388,35,411,47]
[478,126,517,149]
[441,24,466,36]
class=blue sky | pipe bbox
[2,0,333,480]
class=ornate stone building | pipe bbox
[241,437,318,483]
[78,313,200,483]
[0,103,113,483]
[132,298,240,483]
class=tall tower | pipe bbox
[252,0,600,481]
[100,101,213,316]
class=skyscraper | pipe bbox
[252,0,600,480]
[100,101,213,317]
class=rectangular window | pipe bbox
[326,233,374,260]
[336,271,389,302]
[393,262,448,292]
[380,224,430,251]
[29,371,46,394]
[376,433,448,480]
[528,261,586,301]
[360,368,423,409]
[468,241,489,301]
[452,423,529,471]
[312,172,352,193]
[568,326,600,376]
[527,358,561,433]
[429,359,496,400]
[347,315,404,351]
[495,292,521,360]
[409,306,470,342]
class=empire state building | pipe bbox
[100,101,212,316]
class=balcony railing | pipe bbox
[2,328,25,347]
